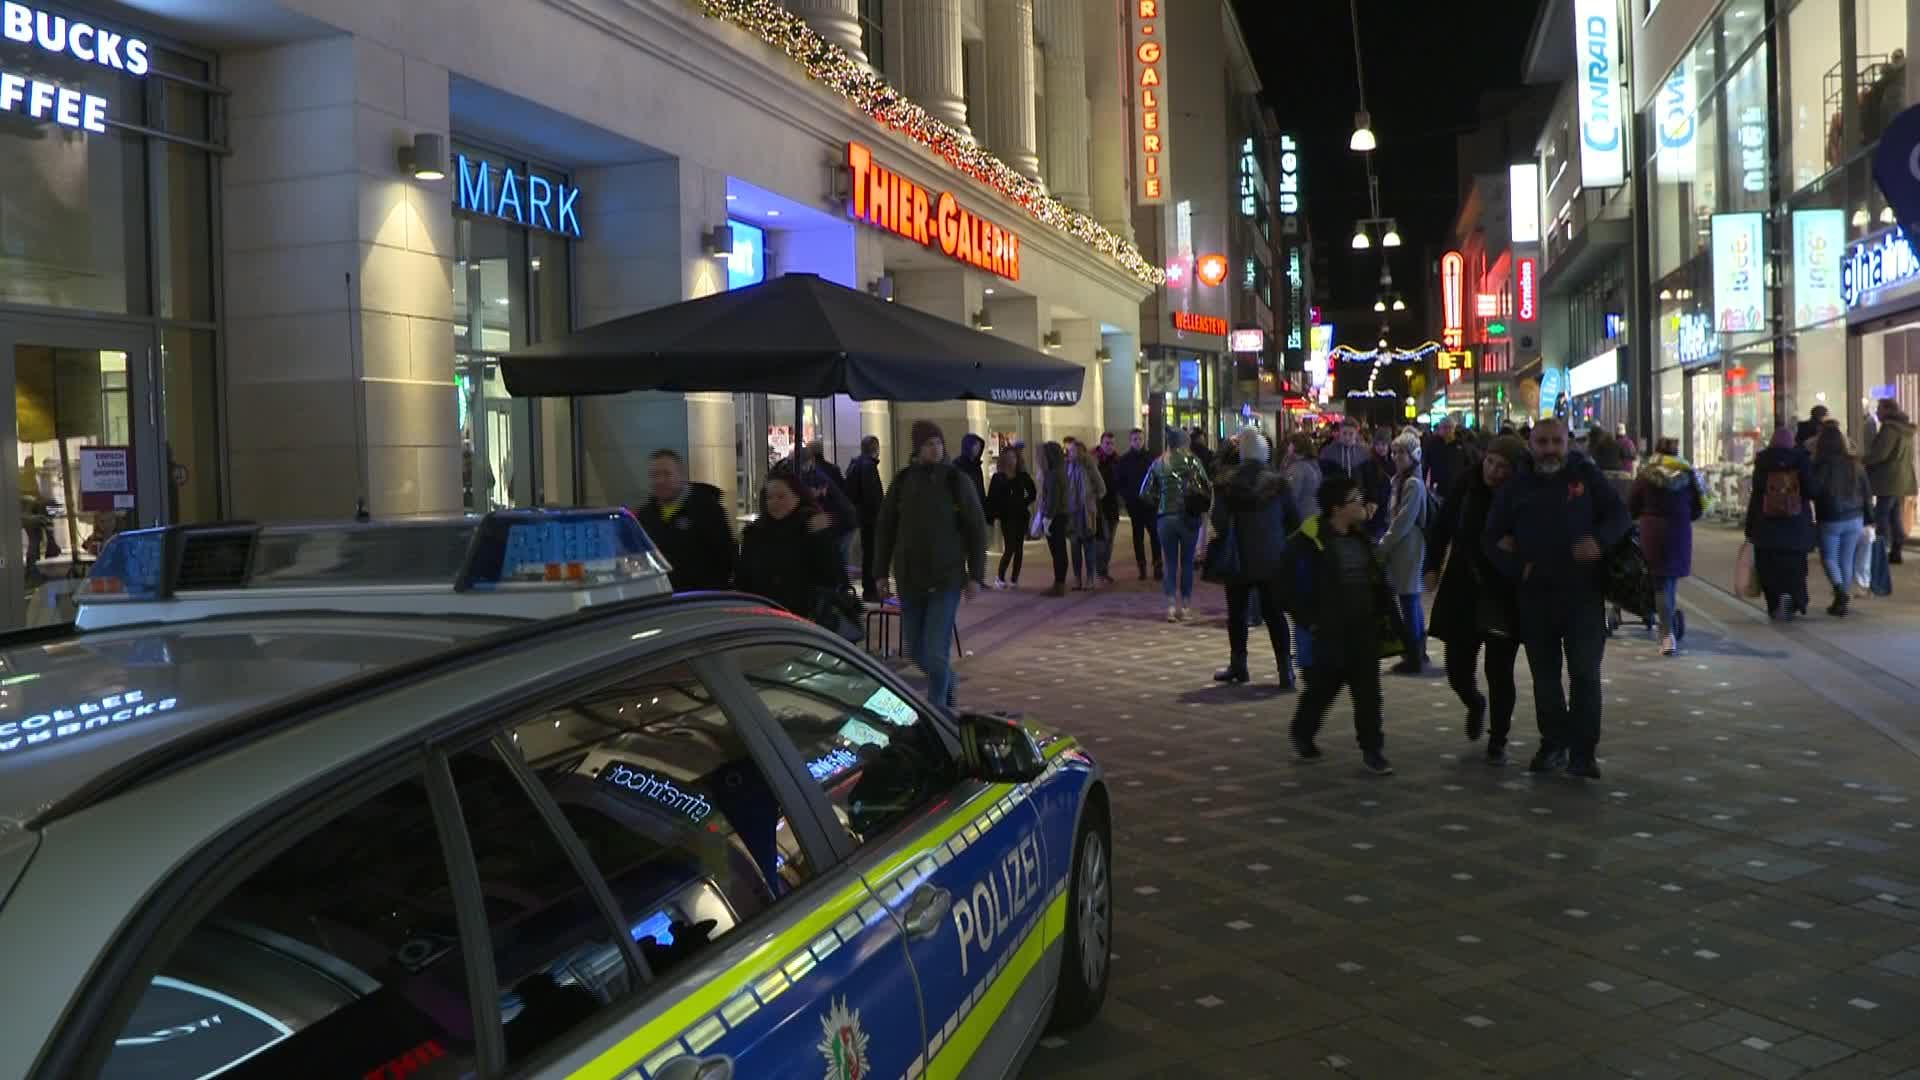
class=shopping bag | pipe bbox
[1857,525,1877,590]
[1027,506,1047,541]
[1734,541,1762,599]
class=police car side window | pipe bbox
[729,643,958,844]
[102,775,479,1080]
[502,662,817,988]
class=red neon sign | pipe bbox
[1518,257,1537,321]
[1195,253,1228,287]
[846,142,1021,280]
[1441,251,1464,350]
[1171,311,1229,335]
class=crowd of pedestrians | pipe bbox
[635,400,1914,778]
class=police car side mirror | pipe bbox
[956,712,1047,783]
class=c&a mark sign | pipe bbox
[846,142,1021,281]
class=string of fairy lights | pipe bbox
[693,0,1167,287]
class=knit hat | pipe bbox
[1164,428,1188,450]
[1391,431,1422,462]
[910,419,947,458]
[1485,435,1527,465]
[1238,427,1271,464]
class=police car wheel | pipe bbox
[1049,795,1111,1030]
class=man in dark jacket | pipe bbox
[1282,475,1399,776]
[1210,432,1300,688]
[1484,417,1630,780]
[845,435,886,600]
[874,420,988,710]
[1114,429,1161,579]
[1318,419,1368,481]
[1189,429,1216,474]
[954,433,989,513]
[1094,432,1123,584]
[1863,399,1916,564]
[1795,405,1830,448]
[637,449,737,591]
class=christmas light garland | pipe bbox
[694,0,1167,286]
[1332,342,1443,362]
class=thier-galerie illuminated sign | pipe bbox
[1711,212,1765,332]
[1793,209,1845,326]
[1509,163,1539,244]
[1441,251,1464,349]
[1172,311,1228,336]
[1841,228,1920,310]
[1131,0,1168,204]
[457,154,584,238]
[1518,256,1538,320]
[1572,0,1626,188]
[0,2,149,134]
[846,142,1021,280]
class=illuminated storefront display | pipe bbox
[1840,227,1920,311]
[846,142,1022,281]
[1171,311,1228,336]
[1676,311,1718,366]
[1130,0,1168,204]
[1509,163,1539,243]
[1228,329,1264,353]
[456,153,585,238]
[1710,212,1765,332]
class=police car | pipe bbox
[0,509,1113,1080]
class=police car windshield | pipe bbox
[0,615,505,826]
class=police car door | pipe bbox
[721,641,1050,1079]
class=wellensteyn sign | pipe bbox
[989,388,1079,404]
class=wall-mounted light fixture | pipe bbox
[972,309,994,331]
[828,162,852,204]
[397,132,447,181]
[1096,345,1114,364]
[703,224,735,259]
[1043,330,1064,349]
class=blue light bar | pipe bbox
[81,528,168,600]
[459,508,667,591]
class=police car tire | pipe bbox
[1049,794,1112,1031]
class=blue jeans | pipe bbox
[1398,593,1425,660]
[1820,519,1865,589]
[1653,576,1679,636]
[1157,514,1199,603]
[900,588,963,710]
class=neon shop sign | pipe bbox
[456,154,585,238]
[0,2,150,135]
[1841,229,1920,310]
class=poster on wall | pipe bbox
[1711,212,1766,333]
[1792,209,1846,327]
[78,446,135,512]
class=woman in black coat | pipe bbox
[1745,429,1817,621]
[1209,432,1300,689]
[987,449,1038,588]
[1426,434,1526,765]
[735,471,845,620]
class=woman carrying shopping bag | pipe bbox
[1629,437,1704,655]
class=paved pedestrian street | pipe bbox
[956,578,1920,1079]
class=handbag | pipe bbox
[1027,505,1048,541]
[1603,528,1654,618]
[1734,540,1762,598]
[808,586,867,644]
[1201,520,1242,584]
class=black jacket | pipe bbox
[1114,448,1155,509]
[806,468,859,538]
[954,445,988,515]
[638,482,736,592]
[1483,454,1630,595]
[1745,446,1816,552]
[1278,515,1405,670]
[845,453,885,525]
[873,462,989,594]
[1428,468,1518,645]
[734,510,844,617]
[1811,456,1872,526]
[1209,463,1299,584]
[987,471,1037,525]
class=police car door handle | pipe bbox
[902,885,953,938]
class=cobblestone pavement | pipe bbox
[953,575,1920,1079]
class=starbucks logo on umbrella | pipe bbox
[816,997,869,1080]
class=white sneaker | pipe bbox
[1178,607,1193,623]
[1660,634,1678,656]
[1166,605,1179,623]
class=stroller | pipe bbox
[1602,525,1685,642]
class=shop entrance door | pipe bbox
[0,320,159,630]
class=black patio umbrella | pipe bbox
[497,273,1085,406]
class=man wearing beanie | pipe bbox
[874,419,989,709]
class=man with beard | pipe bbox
[1483,417,1629,780]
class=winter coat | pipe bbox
[873,461,989,594]
[1484,454,1631,595]
[1811,455,1873,526]
[1278,515,1406,670]
[1744,446,1816,554]
[1143,451,1210,518]
[1208,463,1300,584]
[954,442,989,512]
[1427,468,1518,645]
[1038,444,1071,517]
[986,471,1037,525]
[637,482,737,592]
[1863,413,1917,498]
[1318,441,1368,482]
[1629,454,1704,579]
[1283,457,1322,527]
[1065,460,1107,540]
[1094,449,1122,516]
[845,453,885,525]
[734,509,844,617]
[1361,454,1395,538]
[1380,470,1431,596]
[806,468,859,538]
[1114,448,1155,511]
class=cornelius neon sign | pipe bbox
[1518,256,1537,321]
[846,142,1021,281]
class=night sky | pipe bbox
[1233,0,1545,315]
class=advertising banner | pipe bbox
[1791,209,1846,327]
[1711,212,1766,333]
[1572,0,1626,188]
[1654,59,1695,180]
[78,446,134,512]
